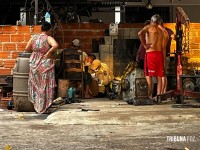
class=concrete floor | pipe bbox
[0,98,200,150]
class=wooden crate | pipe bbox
[57,79,70,98]
[0,97,11,109]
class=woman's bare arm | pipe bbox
[25,38,33,53]
[44,36,59,59]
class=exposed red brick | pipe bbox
[62,30,104,38]
[0,26,3,34]
[59,42,70,49]
[2,26,17,34]
[57,37,99,46]
[17,43,28,51]
[0,34,11,42]
[0,23,199,73]
[64,23,80,29]
[0,43,2,51]
[0,51,11,59]
[33,25,41,33]
[58,24,68,30]
[54,33,67,43]
[24,34,31,42]
[11,51,21,59]
[55,41,65,49]
[59,23,109,30]
[11,34,25,42]
[81,43,92,53]
[77,23,89,29]
[0,67,11,75]
[119,23,143,28]
[16,26,31,34]
[3,59,16,63]
[64,30,104,37]
[3,59,16,68]
[79,23,109,29]
[0,59,3,67]
[3,43,16,51]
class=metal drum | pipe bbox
[12,53,35,112]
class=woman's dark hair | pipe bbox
[88,53,96,60]
[41,21,51,31]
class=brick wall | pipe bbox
[0,25,41,75]
[54,23,109,53]
[0,23,200,76]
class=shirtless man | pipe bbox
[138,14,168,99]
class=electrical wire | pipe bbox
[30,0,45,14]
[28,5,34,25]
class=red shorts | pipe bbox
[144,51,164,77]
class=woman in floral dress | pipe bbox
[25,22,59,114]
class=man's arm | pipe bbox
[171,33,176,40]
[167,28,176,40]
[159,25,169,44]
[138,26,148,48]
[138,26,152,50]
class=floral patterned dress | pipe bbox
[28,34,56,114]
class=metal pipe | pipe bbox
[34,0,38,25]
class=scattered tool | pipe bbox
[81,108,100,112]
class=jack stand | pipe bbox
[174,94,184,104]
[170,7,199,108]
[156,90,176,104]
